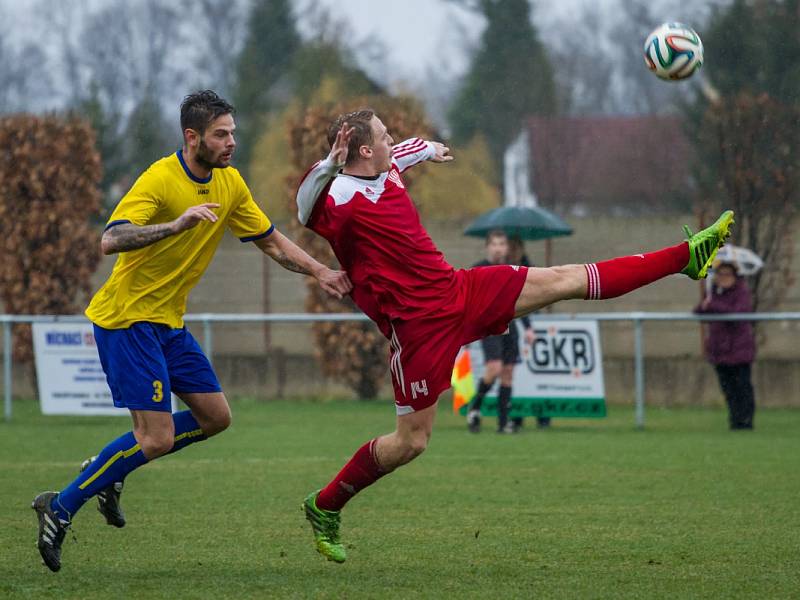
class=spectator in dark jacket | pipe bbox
[695,261,756,430]
[467,231,535,433]
[508,236,550,429]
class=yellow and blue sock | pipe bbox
[166,410,207,455]
[52,410,206,522]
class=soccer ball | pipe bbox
[644,22,704,81]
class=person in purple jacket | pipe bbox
[695,260,756,430]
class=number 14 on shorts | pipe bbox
[410,380,428,399]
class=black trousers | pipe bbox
[714,363,755,429]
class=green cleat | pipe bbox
[303,491,346,563]
[681,210,735,280]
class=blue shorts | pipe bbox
[93,322,221,412]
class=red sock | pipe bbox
[584,242,689,300]
[316,439,387,512]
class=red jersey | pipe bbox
[297,138,455,325]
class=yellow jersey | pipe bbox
[86,150,272,329]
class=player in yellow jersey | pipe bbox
[31,90,352,572]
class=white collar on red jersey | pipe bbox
[330,170,391,206]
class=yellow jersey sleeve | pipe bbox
[106,168,164,227]
[228,171,273,242]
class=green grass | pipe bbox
[2,399,799,599]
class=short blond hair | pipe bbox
[327,109,375,166]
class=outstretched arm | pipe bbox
[429,141,453,163]
[253,229,352,299]
[392,138,453,173]
[101,203,221,255]
[296,123,355,225]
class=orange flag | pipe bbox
[451,348,475,413]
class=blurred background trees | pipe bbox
[692,0,800,311]
[233,0,301,176]
[1,0,798,374]
[448,0,557,182]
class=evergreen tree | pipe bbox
[448,0,557,177]
[232,0,301,174]
[73,82,124,214]
[124,91,175,181]
[289,42,379,106]
[702,0,800,103]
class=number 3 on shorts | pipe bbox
[151,380,164,403]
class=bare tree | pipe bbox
[41,0,188,124]
[188,0,247,96]
[36,0,92,106]
[697,93,798,311]
[535,0,721,116]
[546,3,616,115]
[78,1,187,115]
[0,37,51,113]
[0,3,54,113]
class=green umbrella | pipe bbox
[464,205,572,241]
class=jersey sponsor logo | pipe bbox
[410,379,429,399]
[197,188,209,195]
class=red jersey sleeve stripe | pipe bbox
[393,146,426,159]
[393,143,428,159]
[392,137,423,150]
[393,139,424,153]
[392,139,425,156]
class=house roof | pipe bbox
[526,115,693,213]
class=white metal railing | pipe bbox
[2,312,799,427]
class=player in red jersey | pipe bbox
[297,109,734,563]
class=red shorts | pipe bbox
[384,265,528,415]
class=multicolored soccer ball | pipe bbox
[644,22,704,81]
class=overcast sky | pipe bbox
[0,0,709,81]
[0,0,713,120]
[0,0,671,84]
[301,0,580,80]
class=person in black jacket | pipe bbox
[467,231,535,433]
[507,236,551,429]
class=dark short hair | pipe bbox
[180,90,235,136]
[486,230,508,244]
[327,109,375,165]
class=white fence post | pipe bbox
[202,317,213,366]
[4,320,12,422]
[634,316,645,430]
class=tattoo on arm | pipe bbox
[103,223,176,254]
[272,252,311,275]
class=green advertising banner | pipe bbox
[458,397,606,419]
[456,319,607,419]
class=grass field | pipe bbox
[2,399,799,599]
